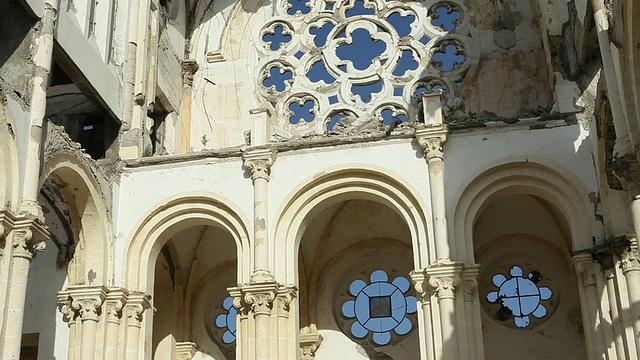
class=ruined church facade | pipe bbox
[1,0,640,359]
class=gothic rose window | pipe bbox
[215,296,237,344]
[339,269,417,345]
[254,0,473,138]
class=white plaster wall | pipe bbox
[445,123,598,219]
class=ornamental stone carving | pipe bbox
[12,228,46,260]
[409,269,432,304]
[245,290,277,315]
[461,264,479,302]
[68,286,108,322]
[126,292,152,328]
[243,149,277,182]
[428,274,460,300]
[621,249,640,274]
[300,325,323,360]
[573,253,597,287]
[105,290,128,324]
[276,286,298,317]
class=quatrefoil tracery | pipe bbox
[255,0,474,138]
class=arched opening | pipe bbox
[123,194,250,359]
[273,167,429,359]
[298,199,419,359]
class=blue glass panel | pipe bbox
[307,60,336,84]
[405,296,417,313]
[391,276,411,292]
[501,297,522,317]
[363,282,381,297]
[350,279,367,296]
[310,22,335,47]
[519,295,539,315]
[328,95,339,104]
[394,317,412,335]
[287,0,311,15]
[393,86,404,96]
[380,109,407,125]
[289,100,316,124]
[351,81,383,103]
[419,35,431,44]
[364,316,398,332]
[223,297,234,310]
[354,290,371,320]
[327,112,349,130]
[351,321,369,338]
[386,12,415,37]
[492,274,506,287]
[514,316,530,328]
[346,0,375,17]
[294,50,305,59]
[393,49,419,76]
[378,282,396,296]
[370,270,388,282]
[516,277,539,297]
[432,44,465,71]
[372,331,392,345]
[487,291,498,303]
[342,300,356,317]
[263,66,293,91]
[263,25,292,50]
[215,313,227,328]
[336,28,386,70]
[539,287,552,300]
[222,331,236,344]
[510,266,524,277]
[498,278,518,298]
[532,304,547,318]
[431,6,461,31]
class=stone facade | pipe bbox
[2,0,640,359]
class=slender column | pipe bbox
[426,263,462,359]
[574,254,606,360]
[1,225,47,360]
[275,286,297,359]
[621,248,640,357]
[125,292,151,360]
[461,266,479,360]
[604,269,626,359]
[180,61,198,153]
[57,291,80,360]
[243,148,277,283]
[105,289,128,360]
[410,270,435,360]
[416,92,450,262]
[69,286,107,360]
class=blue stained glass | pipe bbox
[419,35,431,44]
[386,12,415,37]
[295,50,305,59]
[487,265,553,328]
[308,60,336,84]
[346,0,375,17]
[263,66,293,91]
[287,0,311,15]
[215,296,237,344]
[263,25,292,50]
[327,112,350,130]
[431,6,461,31]
[336,28,386,70]
[289,99,316,124]
[342,270,417,345]
[393,49,419,76]
[310,22,335,47]
[351,81,382,103]
[380,109,407,125]
[328,95,339,104]
[432,44,465,71]
[393,86,404,96]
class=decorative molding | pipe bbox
[591,235,630,270]
[461,264,480,302]
[409,269,431,304]
[250,268,276,283]
[0,210,49,260]
[243,148,277,182]
[245,288,277,316]
[230,282,296,317]
[276,285,298,317]
[206,50,225,63]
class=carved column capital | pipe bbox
[461,264,480,302]
[105,288,129,324]
[245,288,277,316]
[243,148,277,182]
[573,253,597,287]
[126,292,152,328]
[176,342,199,360]
[57,291,77,324]
[416,131,448,161]
[300,325,323,360]
[68,285,108,322]
[410,269,431,304]
[12,227,47,260]
[621,249,640,274]
[276,285,298,318]
[425,262,463,300]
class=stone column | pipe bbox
[69,286,107,360]
[410,270,436,360]
[574,254,606,360]
[175,342,198,360]
[105,289,128,360]
[276,286,297,359]
[125,292,151,360]
[180,60,198,153]
[1,224,47,360]
[299,325,323,360]
[243,148,277,283]
[621,248,640,357]
[426,263,462,359]
[57,291,80,359]
[461,265,480,360]
[244,283,278,360]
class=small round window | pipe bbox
[485,265,554,329]
[337,269,417,346]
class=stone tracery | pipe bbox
[255,0,473,138]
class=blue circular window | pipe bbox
[341,269,417,345]
[487,265,552,328]
[215,297,237,344]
